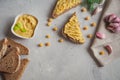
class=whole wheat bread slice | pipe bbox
[62,12,85,44]
[5,38,29,55]
[0,47,20,73]
[0,38,8,59]
[3,59,29,80]
[52,0,81,18]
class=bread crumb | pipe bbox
[83,26,88,30]
[47,22,51,27]
[85,16,90,20]
[45,42,50,46]
[99,51,105,55]
[48,18,53,22]
[87,34,93,38]
[58,38,64,43]
[38,43,43,47]
[81,7,87,12]
[91,22,96,27]
[45,34,51,38]
[52,27,58,31]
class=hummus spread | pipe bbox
[52,0,81,18]
[13,14,38,38]
[63,12,85,44]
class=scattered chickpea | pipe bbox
[47,22,51,27]
[52,27,58,31]
[38,43,43,47]
[48,18,53,22]
[85,16,90,20]
[99,51,105,55]
[91,22,97,27]
[81,7,87,12]
[45,42,50,46]
[45,34,51,38]
[87,34,93,38]
[83,26,88,30]
[58,38,64,43]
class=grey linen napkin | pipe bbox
[91,0,120,66]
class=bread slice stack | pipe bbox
[0,38,29,80]
[3,59,29,80]
[0,47,20,73]
[52,0,81,18]
[62,12,85,44]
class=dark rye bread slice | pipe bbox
[3,59,29,80]
[52,0,81,18]
[0,47,20,73]
[0,38,8,59]
[5,38,29,55]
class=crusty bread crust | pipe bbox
[0,47,20,73]
[62,12,85,44]
[52,1,81,18]
[3,59,29,80]
[0,38,8,59]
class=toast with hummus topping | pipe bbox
[0,47,20,73]
[62,12,85,44]
[3,59,29,80]
[52,0,81,18]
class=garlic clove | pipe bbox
[105,45,113,54]
[108,14,117,23]
[115,26,120,33]
[111,17,120,23]
[104,14,117,23]
[96,32,106,39]
[92,7,102,16]
[109,23,120,28]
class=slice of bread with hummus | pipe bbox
[62,12,85,44]
[0,47,20,73]
[52,0,81,18]
[3,59,29,80]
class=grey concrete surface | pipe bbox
[0,0,120,80]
